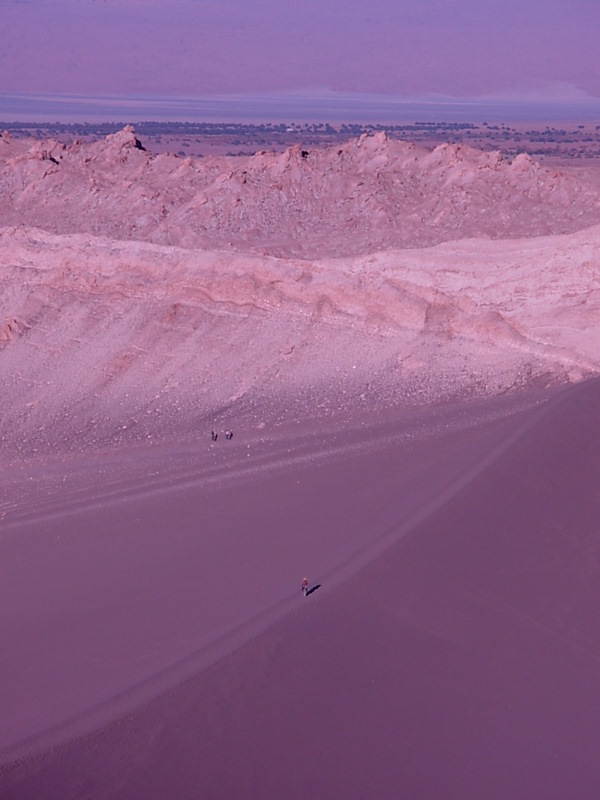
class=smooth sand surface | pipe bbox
[3,379,600,797]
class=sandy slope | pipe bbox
[2,378,600,799]
[0,389,543,753]
[1,221,600,462]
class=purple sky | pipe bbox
[1,0,599,102]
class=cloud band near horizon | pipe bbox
[2,0,599,102]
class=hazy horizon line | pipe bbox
[2,90,600,125]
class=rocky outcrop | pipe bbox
[1,130,599,459]
[0,128,599,258]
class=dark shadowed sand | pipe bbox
[2,380,600,798]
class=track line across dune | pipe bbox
[0,384,567,768]
[0,396,535,532]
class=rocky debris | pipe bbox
[0,316,28,344]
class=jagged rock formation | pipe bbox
[2,128,600,258]
[1,128,600,458]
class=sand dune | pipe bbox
[2,131,600,797]
[2,378,600,798]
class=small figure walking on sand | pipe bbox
[224,429,233,440]
[301,577,309,596]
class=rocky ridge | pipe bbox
[1,128,600,458]
[2,127,600,258]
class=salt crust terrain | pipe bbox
[2,129,600,798]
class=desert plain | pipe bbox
[1,124,600,798]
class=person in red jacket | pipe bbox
[301,577,309,596]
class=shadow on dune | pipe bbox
[3,379,600,799]
[305,583,321,596]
